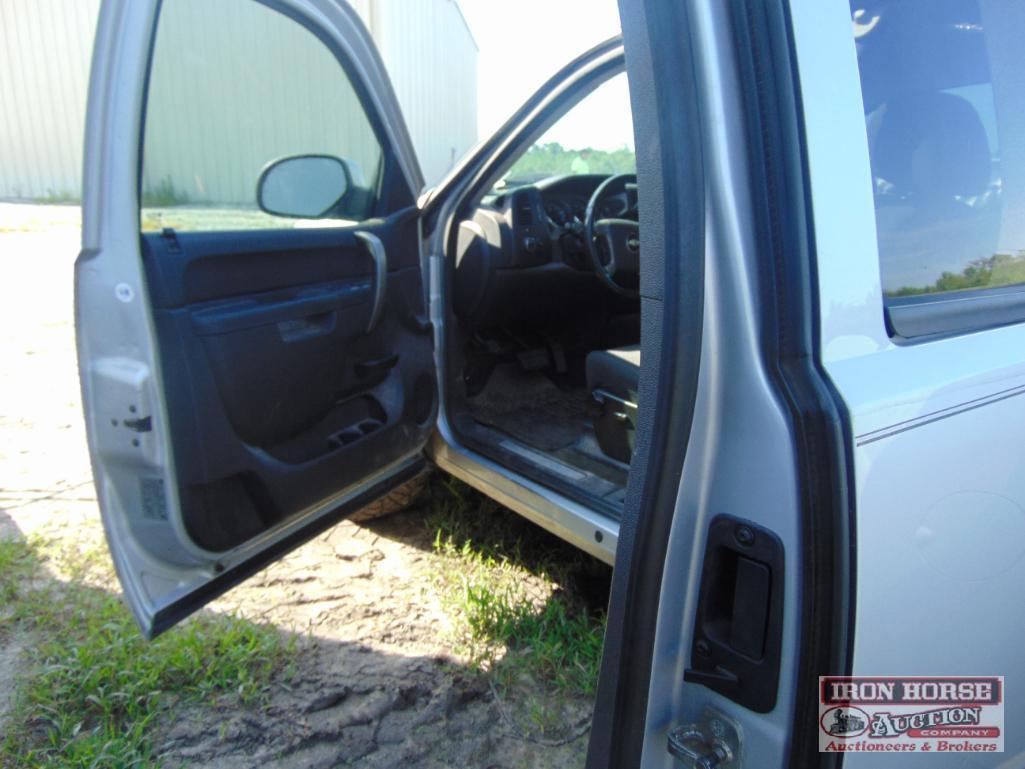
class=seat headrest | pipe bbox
[871,91,991,202]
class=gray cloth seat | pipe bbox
[586,345,640,402]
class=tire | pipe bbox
[347,471,431,523]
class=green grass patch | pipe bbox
[34,189,80,205]
[424,477,609,731]
[0,538,295,769]
[0,538,39,606]
[141,177,192,207]
[455,579,605,697]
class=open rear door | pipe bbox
[77,0,436,637]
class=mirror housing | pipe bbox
[256,154,367,220]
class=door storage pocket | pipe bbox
[263,394,386,464]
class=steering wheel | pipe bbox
[584,173,640,298]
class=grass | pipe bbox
[141,177,192,208]
[455,580,605,695]
[35,189,80,205]
[0,538,295,769]
[0,537,36,604]
[0,478,611,761]
[422,477,610,736]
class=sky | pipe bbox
[456,0,634,151]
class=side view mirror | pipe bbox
[256,154,359,219]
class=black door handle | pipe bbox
[684,515,784,713]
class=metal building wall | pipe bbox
[142,0,386,206]
[0,0,477,201]
[0,0,100,201]
[373,0,479,186]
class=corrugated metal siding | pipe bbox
[0,0,477,201]
[0,0,100,200]
[142,0,384,205]
[375,0,478,185]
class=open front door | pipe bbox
[77,0,436,637]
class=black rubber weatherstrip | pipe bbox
[585,0,706,766]
[729,2,857,767]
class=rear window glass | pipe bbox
[849,1,1025,298]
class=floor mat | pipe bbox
[467,364,592,451]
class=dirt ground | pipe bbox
[0,204,595,768]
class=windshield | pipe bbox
[496,73,635,191]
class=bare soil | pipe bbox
[0,205,593,768]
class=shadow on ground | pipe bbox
[365,477,614,616]
[0,485,608,769]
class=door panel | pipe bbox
[78,0,434,637]
[142,211,434,553]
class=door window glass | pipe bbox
[850,1,1025,299]
[141,0,383,232]
[498,73,635,189]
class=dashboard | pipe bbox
[494,174,633,229]
[543,196,587,227]
[541,185,632,228]
[454,174,639,329]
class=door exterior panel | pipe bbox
[793,0,1025,763]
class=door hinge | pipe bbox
[667,707,742,769]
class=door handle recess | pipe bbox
[355,230,387,334]
[684,515,784,713]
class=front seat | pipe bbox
[586,345,640,463]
